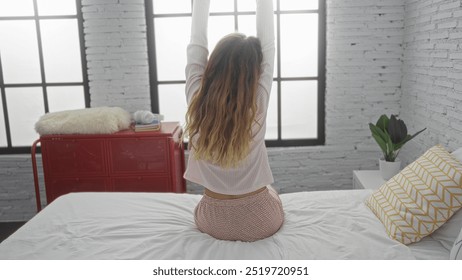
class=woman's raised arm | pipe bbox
[256,0,275,100]
[257,0,275,54]
[189,0,210,52]
[185,0,211,104]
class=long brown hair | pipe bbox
[185,33,263,168]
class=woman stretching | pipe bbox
[184,0,283,242]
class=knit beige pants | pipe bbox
[194,186,284,242]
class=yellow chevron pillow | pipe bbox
[365,144,462,244]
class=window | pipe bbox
[145,0,325,147]
[0,0,89,154]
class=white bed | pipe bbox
[0,189,455,260]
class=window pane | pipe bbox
[237,0,255,12]
[265,81,278,140]
[237,0,277,12]
[155,17,190,81]
[210,0,234,13]
[37,0,76,16]
[280,0,318,11]
[158,84,187,126]
[238,14,278,78]
[237,15,256,37]
[0,0,34,17]
[40,19,83,83]
[0,20,42,84]
[47,86,85,112]
[153,0,191,14]
[281,81,317,139]
[0,97,7,147]
[6,87,44,146]
[209,16,234,51]
[280,14,318,77]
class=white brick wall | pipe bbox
[0,156,42,221]
[82,0,151,113]
[7,0,457,221]
[399,0,462,164]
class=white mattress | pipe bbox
[0,189,449,260]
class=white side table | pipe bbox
[353,170,386,190]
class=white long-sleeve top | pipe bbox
[184,0,275,195]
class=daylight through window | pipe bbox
[0,0,88,154]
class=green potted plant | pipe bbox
[369,114,426,180]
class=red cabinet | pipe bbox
[32,122,186,211]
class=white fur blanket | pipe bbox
[35,107,132,135]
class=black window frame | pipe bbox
[146,0,325,147]
[0,0,89,155]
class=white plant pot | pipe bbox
[379,158,401,180]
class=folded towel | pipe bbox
[133,110,157,124]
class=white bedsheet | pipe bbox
[0,189,448,259]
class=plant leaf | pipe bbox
[408,127,427,141]
[388,115,407,144]
[375,115,389,132]
[370,123,392,158]
[384,134,395,161]
[394,127,427,150]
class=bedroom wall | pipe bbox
[83,0,151,112]
[399,0,462,165]
[0,0,406,221]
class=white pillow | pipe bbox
[430,148,462,251]
[431,209,462,250]
[450,225,462,259]
[451,147,462,163]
